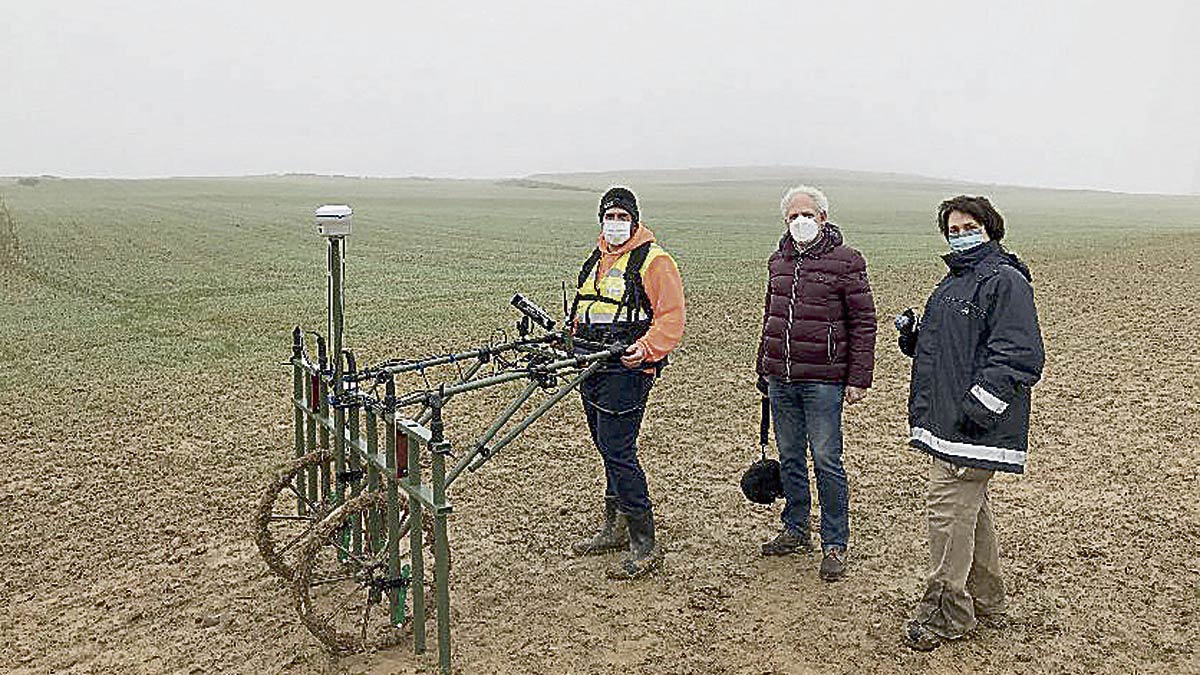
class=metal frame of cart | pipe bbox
[258,205,622,674]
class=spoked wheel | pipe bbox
[292,491,438,654]
[254,450,336,581]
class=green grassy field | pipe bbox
[3,168,1197,386]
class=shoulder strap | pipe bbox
[617,242,655,322]
[576,247,602,289]
[623,242,653,280]
[570,247,604,325]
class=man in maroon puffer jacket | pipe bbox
[755,185,877,581]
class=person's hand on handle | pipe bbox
[621,342,647,369]
[844,386,868,405]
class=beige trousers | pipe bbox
[913,458,1007,638]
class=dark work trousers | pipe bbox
[580,365,655,515]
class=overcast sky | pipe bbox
[4,1,1199,193]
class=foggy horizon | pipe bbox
[8,163,1199,200]
[5,1,1200,195]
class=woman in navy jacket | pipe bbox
[898,195,1045,650]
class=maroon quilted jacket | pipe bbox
[755,224,877,388]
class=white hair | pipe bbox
[780,185,829,217]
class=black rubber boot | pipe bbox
[572,496,628,556]
[606,510,662,580]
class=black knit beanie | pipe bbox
[598,186,639,223]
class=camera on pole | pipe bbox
[510,293,557,333]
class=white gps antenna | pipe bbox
[314,204,353,237]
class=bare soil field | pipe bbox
[2,235,1198,675]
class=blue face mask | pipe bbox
[948,230,986,252]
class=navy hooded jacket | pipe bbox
[906,241,1045,473]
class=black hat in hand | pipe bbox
[741,456,783,504]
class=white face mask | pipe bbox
[602,219,632,246]
[788,215,820,245]
[948,229,986,252]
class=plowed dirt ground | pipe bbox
[1,173,1197,674]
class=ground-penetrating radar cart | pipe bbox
[254,205,622,674]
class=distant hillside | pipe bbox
[526,165,979,191]
[493,178,592,192]
[525,165,1200,200]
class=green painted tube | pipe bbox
[326,239,348,557]
[328,238,345,388]
[333,406,347,562]
[292,355,304,516]
[463,361,603,476]
[416,359,485,426]
[476,379,539,451]
[348,402,362,557]
[318,380,331,503]
[305,367,319,510]
[408,403,427,654]
[379,336,554,376]
[383,378,405,628]
[365,407,380,555]
[445,379,539,485]
[436,347,617,399]
[428,401,452,675]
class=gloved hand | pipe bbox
[957,389,999,437]
[895,308,919,358]
[756,375,769,397]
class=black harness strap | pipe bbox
[569,247,604,324]
[576,247,603,288]
[616,242,654,323]
[570,242,668,374]
[570,242,654,325]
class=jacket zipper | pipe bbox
[827,324,835,363]
[785,260,799,380]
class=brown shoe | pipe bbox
[760,528,812,556]
[819,546,847,581]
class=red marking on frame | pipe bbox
[310,374,320,412]
[396,432,409,479]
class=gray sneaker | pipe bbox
[819,546,847,581]
[760,528,811,556]
[903,620,942,651]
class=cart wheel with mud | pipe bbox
[292,491,438,654]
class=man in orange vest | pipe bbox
[569,186,686,580]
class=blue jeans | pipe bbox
[580,366,655,515]
[768,377,849,549]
